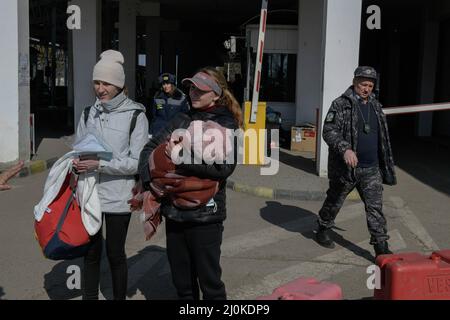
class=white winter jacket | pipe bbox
[34,152,102,236]
[75,92,149,213]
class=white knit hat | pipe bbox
[92,50,125,88]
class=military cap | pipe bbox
[354,66,377,81]
[158,73,176,84]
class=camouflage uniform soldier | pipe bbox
[316,66,397,257]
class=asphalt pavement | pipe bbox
[0,135,449,300]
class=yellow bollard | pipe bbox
[243,102,266,165]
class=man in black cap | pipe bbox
[315,66,397,257]
[149,73,190,136]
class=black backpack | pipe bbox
[83,106,143,144]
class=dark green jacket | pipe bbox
[323,87,397,186]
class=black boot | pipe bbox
[316,226,335,249]
[374,241,393,257]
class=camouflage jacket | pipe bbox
[323,87,397,186]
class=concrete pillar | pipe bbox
[0,0,30,166]
[71,0,101,128]
[119,0,137,99]
[18,0,31,163]
[296,0,326,125]
[316,0,363,177]
[415,18,439,137]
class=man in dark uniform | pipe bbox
[316,66,397,257]
[149,73,190,137]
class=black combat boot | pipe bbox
[315,226,335,249]
[374,241,393,257]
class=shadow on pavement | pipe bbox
[328,230,375,263]
[279,150,316,175]
[392,136,450,196]
[0,287,5,300]
[260,201,374,263]
[126,246,177,300]
[44,258,83,300]
[43,245,176,300]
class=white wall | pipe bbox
[71,0,101,128]
[248,25,298,54]
[0,0,30,165]
[317,0,362,177]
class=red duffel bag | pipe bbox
[35,172,91,260]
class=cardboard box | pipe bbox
[291,125,316,153]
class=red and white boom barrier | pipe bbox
[250,0,268,123]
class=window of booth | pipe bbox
[250,53,297,103]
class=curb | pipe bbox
[227,180,361,202]
[11,157,363,202]
[16,157,58,179]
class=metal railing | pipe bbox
[383,102,450,115]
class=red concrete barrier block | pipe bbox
[257,277,343,300]
[374,250,450,300]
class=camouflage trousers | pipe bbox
[318,166,389,245]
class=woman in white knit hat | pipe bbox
[73,50,149,300]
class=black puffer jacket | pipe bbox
[138,106,238,224]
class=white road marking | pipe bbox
[229,229,406,300]
[389,196,440,252]
[222,203,365,257]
